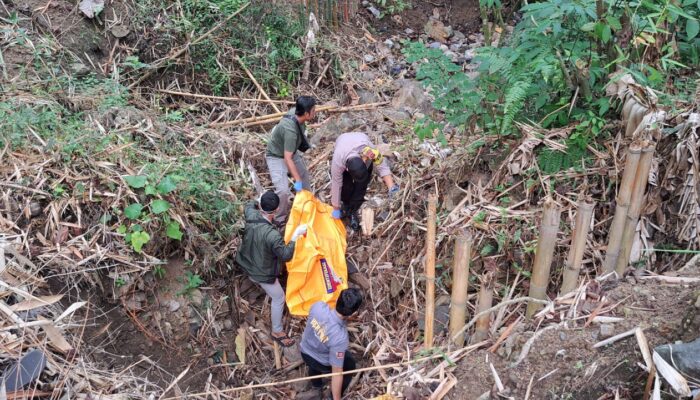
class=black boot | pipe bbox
[349,210,360,232]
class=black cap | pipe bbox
[260,190,279,212]
[346,157,368,181]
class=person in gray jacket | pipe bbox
[235,190,307,347]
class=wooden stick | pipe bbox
[472,274,494,343]
[450,297,550,343]
[129,3,250,89]
[162,352,449,399]
[235,56,281,113]
[424,194,438,348]
[592,327,637,348]
[561,199,594,294]
[209,102,389,128]
[603,142,642,273]
[273,342,282,369]
[156,89,295,104]
[616,144,655,275]
[526,198,561,318]
[449,234,471,346]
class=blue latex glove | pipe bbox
[331,209,342,219]
[293,181,303,192]
[388,184,400,197]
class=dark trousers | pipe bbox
[301,352,356,394]
[341,163,373,212]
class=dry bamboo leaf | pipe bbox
[9,294,64,312]
[235,328,246,364]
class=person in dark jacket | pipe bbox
[236,190,307,347]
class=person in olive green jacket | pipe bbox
[236,190,307,347]
[266,96,317,225]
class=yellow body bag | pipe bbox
[284,190,348,316]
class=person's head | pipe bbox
[258,190,279,220]
[336,288,363,318]
[346,157,368,182]
[294,96,317,124]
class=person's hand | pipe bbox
[291,224,308,242]
[331,209,342,219]
[388,184,400,197]
[293,181,303,192]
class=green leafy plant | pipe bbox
[154,265,166,279]
[178,271,204,297]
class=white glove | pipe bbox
[291,224,308,242]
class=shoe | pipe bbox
[349,211,360,232]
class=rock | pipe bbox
[405,28,415,35]
[390,79,433,115]
[455,57,468,65]
[559,332,567,341]
[384,39,394,48]
[449,43,462,52]
[655,337,700,381]
[444,51,457,61]
[110,24,129,38]
[168,300,181,312]
[599,324,615,339]
[452,30,466,43]
[361,0,369,6]
[70,62,90,77]
[363,54,375,63]
[223,319,233,330]
[428,41,441,49]
[311,112,369,145]
[367,6,381,19]
[207,358,215,366]
[464,49,476,62]
[424,19,451,43]
[29,202,42,217]
[469,34,479,41]
[417,304,450,334]
[380,109,411,122]
[439,44,449,52]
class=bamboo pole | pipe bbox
[560,198,595,295]
[472,273,494,343]
[273,341,282,369]
[615,143,655,275]
[603,142,642,273]
[155,89,295,104]
[449,234,471,346]
[424,194,437,348]
[235,56,281,113]
[526,198,561,318]
[209,102,389,129]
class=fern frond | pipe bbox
[501,79,531,134]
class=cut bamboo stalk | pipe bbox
[424,194,437,348]
[361,207,374,236]
[273,341,282,369]
[235,56,281,113]
[615,143,655,275]
[603,142,642,273]
[526,198,561,318]
[560,198,595,294]
[472,273,494,343]
[449,234,471,346]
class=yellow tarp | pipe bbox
[284,190,348,316]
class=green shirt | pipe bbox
[266,109,306,158]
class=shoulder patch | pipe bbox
[335,351,344,359]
